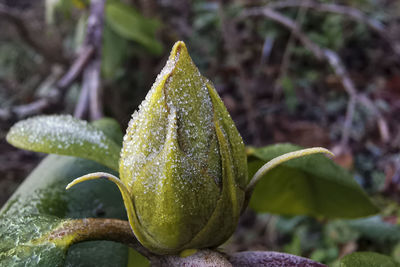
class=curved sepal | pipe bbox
[246,143,379,218]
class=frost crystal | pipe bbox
[120,42,217,192]
[116,41,247,254]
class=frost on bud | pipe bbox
[67,41,247,255]
[119,41,247,254]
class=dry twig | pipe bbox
[219,1,262,145]
[242,7,366,150]
[80,0,105,120]
[323,50,357,149]
[0,0,105,121]
[58,46,95,90]
[274,5,308,98]
[0,4,68,65]
[266,0,399,56]
[0,45,95,121]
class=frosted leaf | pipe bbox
[6,115,121,171]
[0,152,133,265]
[0,215,66,266]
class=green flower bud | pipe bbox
[66,41,334,256]
[67,41,248,255]
[119,41,247,254]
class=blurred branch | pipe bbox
[260,36,275,66]
[58,46,95,90]
[81,0,105,120]
[0,0,105,122]
[0,98,51,120]
[274,5,308,98]
[357,94,390,143]
[86,59,103,120]
[0,3,68,65]
[323,50,357,149]
[73,75,90,119]
[242,8,363,150]
[244,8,325,59]
[0,45,95,121]
[219,1,262,146]
[265,0,400,56]
[268,0,384,31]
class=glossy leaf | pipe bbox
[6,115,121,171]
[0,155,147,266]
[339,252,399,267]
[247,143,379,218]
[105,2,163,55]
[91,117,123,146]
[346,216,400,243]
[0,215,148,267]
[0,215,68,266]
[1,118,149,266]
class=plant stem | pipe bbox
[151,249,232,267]
[48,218,153,259]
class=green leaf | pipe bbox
[346,216,400,243]
[1,119,150,266]
[1,155,122,219]
[0,215,68,266]
[127,249,150,267]
[2,118,125,219]
[105,2,163,55]
[6,115,121,171]
[339,252,399,267]
[247,143,379,218]
[1,215,144,267]
[92,117,123,146]
[0,155,134,266]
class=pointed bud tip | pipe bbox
[170,41,188,61]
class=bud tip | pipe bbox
[170,41,188,60]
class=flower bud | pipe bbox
[66,41,248,255]
[119,41,247,254]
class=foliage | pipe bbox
[1,41,386,266]
[6,115,121,171]
[247,144,378,218]
[46,0,162,80]
[338,252,400,267]
[1,118,147,266]
[105,2,162,55]
[2,0,400,265]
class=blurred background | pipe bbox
[0,0,400,264]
